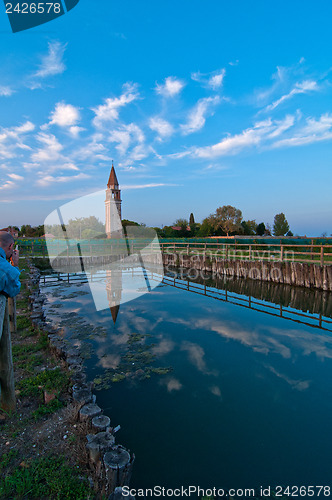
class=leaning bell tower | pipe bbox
[105,162,122,238]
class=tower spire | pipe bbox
[107,161,119,189]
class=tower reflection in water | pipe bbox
[106,267,122,324]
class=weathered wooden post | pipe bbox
[0,296,16,411]
[280,245,284,262]
[320,246,324,266]
[8,297,16,334]
[104,445,135,493]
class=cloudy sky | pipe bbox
[0,0,331,235]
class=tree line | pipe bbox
[8,207,292,239]
[156,207,292,238]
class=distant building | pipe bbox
[105,162,122,239]
[0,227,19,238]
[171,226,191,232]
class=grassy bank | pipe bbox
[0,261,95,499]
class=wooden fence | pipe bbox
[0,296,16,411]
[18,239,332,266]
[160,241,332,266]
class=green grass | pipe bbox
[17,367,70,398]
[16,316,31,330]
[12,333,50,373]
[0,455,93,499]
[0,450,18,473]
[31,399,64,421]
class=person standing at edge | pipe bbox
[0,231,21,298]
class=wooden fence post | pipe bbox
[0,296,16,411]
[280,246,284,262]
[320,246,324,266]
[8,297,16,334]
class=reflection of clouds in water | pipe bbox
[161,377,183,392]
[267,326,332,361]
[209,385,222,398]
[181,341,218,376]
[152,338,175,356]
[97,350,121,369]
[171,314,332,362]
[266,365,311,392]
[110,331,130,346]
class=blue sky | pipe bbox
[0,0,331,236]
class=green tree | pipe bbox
[273,213,290,236]
[209,205,243,236]
[241,220,257,235]
[256,222,266,236]
[189,213,195,225]
[122,219,140,228]
[197,219,213,237]
[173,218,188,228]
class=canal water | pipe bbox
[41,269,332,492]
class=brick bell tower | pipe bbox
[105,162,122,238]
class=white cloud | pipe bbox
[272,113,332,148]
[121,183,177,190]
[0,180,15,190]
[191,111,332,159]
[265,80,319,112]
[36,172,90,187]
[16,122,35,134]
[73,134,111,162]
[49,102,81,127]
[0,121,35,159]
[32,41,67,80]
[0,86,14,97]
[109,123,145,155]
[155,76,185,97]
[193,115,295,158]
[69,126,85,138]
[31,133,63,163]
[181,96,220,135]
[92,83,139,127]
[149,117,174,139]
[191,69,226,90]
[267,114,295,139]
[8,173,24,181]
[254,59,308,107]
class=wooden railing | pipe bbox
[18,239,332,266]
[160,241,332,266]
[0,295,16,411]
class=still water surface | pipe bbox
[41,270,332,491]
